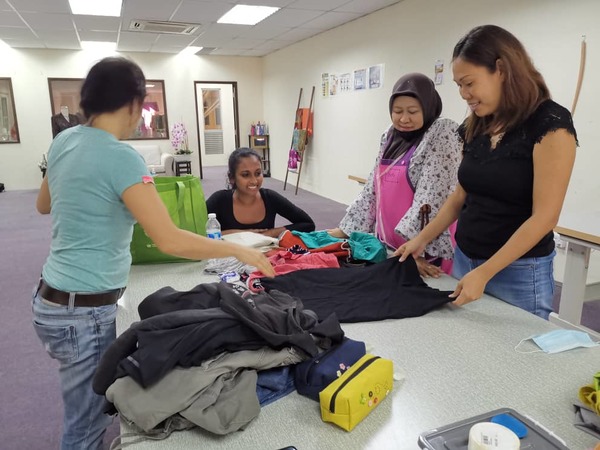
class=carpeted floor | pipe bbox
[0,166,598,449]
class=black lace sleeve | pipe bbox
[528,100,578,146]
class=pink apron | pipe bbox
[375,146,455,274]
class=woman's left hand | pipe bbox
[415,256,443,278]
[449,268,489,306]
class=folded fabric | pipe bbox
[204,256,253,275]
[222,231,279,250]
[247,251,340,292]
[288,230,387,263]
[261,257,453,323]
[279,230,350,259]
[256,366,296,407]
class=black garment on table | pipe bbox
[205,188,315,232]
[93,283,343,394]
[456,100,577,260]
[260,257,453,323]
[51,113,81,138]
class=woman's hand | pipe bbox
[415,256,443,278]
[392,237,427,261]
[449,268,490,306]
[327,228,348,239]
[234,247,275,277]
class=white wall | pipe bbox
[263,0,600,214]
[0,48,263,190]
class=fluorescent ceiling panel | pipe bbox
[81,41,117,51]
[218,5,279,25]
[69,0,122,17]
[179,46,203,56]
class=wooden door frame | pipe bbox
[193,81,240,179]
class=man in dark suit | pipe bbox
[51,106,81,138]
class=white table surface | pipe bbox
[116,261,600,450]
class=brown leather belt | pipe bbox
[38,279,125,307]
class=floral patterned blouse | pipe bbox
[339,117,461,259]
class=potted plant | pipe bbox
[170,122,192,160]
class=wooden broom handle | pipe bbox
[571,36,586,115]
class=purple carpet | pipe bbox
[1,167,598,449]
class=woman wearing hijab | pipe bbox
[329,73,461,277]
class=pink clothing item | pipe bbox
[374,145,417,249]
[375,145,455,275]
[247,251,340,292]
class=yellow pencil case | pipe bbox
[319,354,393,431]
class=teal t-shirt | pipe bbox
[42,125,149,292]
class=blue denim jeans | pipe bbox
[256,366,296,407]
[31,286,117,450]
[452,246,555,320]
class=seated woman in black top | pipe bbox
[206,148,315,238]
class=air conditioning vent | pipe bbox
[128,20,200,35]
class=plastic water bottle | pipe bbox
[206,213,222,240]
[150,167,156,177]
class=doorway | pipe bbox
[194,82,239,178]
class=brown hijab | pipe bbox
[382,73,442,160]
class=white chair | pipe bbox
[130,144,174,176]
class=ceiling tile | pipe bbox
[0,11,27,27]
[335,0,400,14]
[36,28,78,41]
[0,26,37,39]
[287,0,350,11]
[0,0,396,56]
[171,1,232,23]
[218,37,266,50]
[234,0,295,7]
[259,7,324,28]
[195,23,247,41]
[242,49,270,57]
[275,27,321,42]
[155,33,197,46]
[8,0,71,14]
[118,30,159,45]
[117,41,154,52]
[210,48,247,56]
[73,15,121,32]
[300,11,361,30]
[121,0,181,22]
[4,38,46,48]
[78,30,118,42]
[238,24,291,40]
[253,39,295,51]
[20,12,74,31]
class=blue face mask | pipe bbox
[516,330,599,354]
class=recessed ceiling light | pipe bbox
[179,46,203,56]
[69,0,122,17]
[81,41,117,52]
[217,5,279,26]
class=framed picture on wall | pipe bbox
[47,78,169,140]
[0,78,20,143]
[48,78,85,138]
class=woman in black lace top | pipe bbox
[395,25,577,319]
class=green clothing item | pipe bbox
[291,230,387,263]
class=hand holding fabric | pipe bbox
[449,267,489,306]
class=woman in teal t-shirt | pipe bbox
[34,57,274,450]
